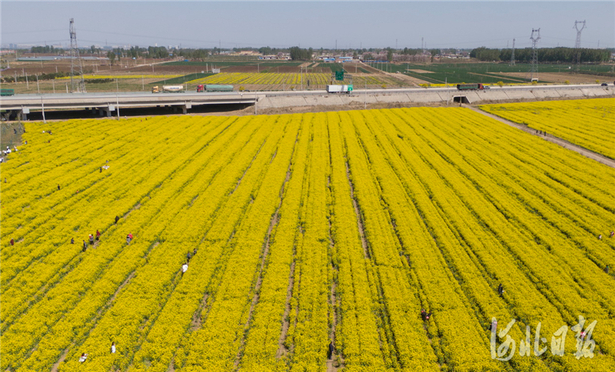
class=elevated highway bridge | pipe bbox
[1,84,612,121]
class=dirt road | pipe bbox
[467,105,615,169]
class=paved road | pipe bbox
[467,105,615,169]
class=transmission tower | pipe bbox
[573,20,586,71]
[510,39,516,66]
[69,18,86,93]
[529,28,540,81]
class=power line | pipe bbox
[2,29,65,35]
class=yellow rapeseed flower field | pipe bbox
[1,105,614,371]
[188,72,390,87]
[480,98,615,159]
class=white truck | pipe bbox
[326,84,353,94]
[152,85,184,93]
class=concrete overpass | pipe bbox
[1,84,612,120]
[0,91,259,120]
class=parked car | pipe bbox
[601,83,608,87]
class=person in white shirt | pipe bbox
[79,353,87,362]
[182,263,188,276]
[111,342,116,354]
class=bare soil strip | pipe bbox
[231,139,267,194]
[468,105,615,168]
[326,210,343,371]
[50,349,69,372]
[276,260,296,359]
[234,162,293,368]
[189,293,210,332]
[345,162,371,259]
[50,270,137,371]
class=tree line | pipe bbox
[471,47,610,63]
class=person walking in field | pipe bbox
[10,238,14,246]
[111,342,116,354]
[327,341,334,360]
[598,234,602,240]
[96,230,101,241]
[115,215,120,224]
[182,263,188,276]
[83,240,87,252]
[497,283,504,296]
[126,233,133,245]
[421,309,432,321]
[610,231,614,238]
[71,238,74,244]
[79,353,87,362]
[89,234,94,245]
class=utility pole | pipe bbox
[530,28,540,81]
[69,18,86,93]
[510,39,516,66]
[574,20,586,72]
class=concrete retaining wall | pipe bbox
[258,86,614,110]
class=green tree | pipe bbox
[430,49,440,62]
[107,51,116,65]
[289,46,312,61]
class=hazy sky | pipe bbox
[1,1,614,50]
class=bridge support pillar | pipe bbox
[182,103,191,114]
[99,107,113,117]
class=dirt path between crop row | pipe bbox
[502,71,612,84]
[467,105,615,169]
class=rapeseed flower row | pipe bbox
[480,98,615,159]
[2,103,614,370]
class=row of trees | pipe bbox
[471,47,610,63]
[25,44,611,64]
[175,49,209,60]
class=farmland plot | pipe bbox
[480,98,615,159]
[1,106,614,371]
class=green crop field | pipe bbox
[367,63,615,84]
